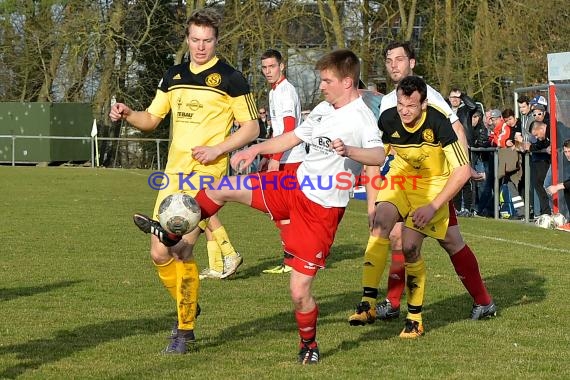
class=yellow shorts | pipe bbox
[153,171,220,230]
[376,173,450,239]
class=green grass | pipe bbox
[1,166,569,379]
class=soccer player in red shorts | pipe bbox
[135,49,385,363]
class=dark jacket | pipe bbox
[472,118,492,162]
[453,93,478,146]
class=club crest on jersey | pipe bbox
[205,73,221,87]
[422,129,435,143]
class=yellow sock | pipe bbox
[361,236,390,307]
[405,259,426,323]
[211,226,237,258]
[155,258,177,300]
[176,259,200,330]
[207,240,224,273]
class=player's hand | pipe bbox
[411,204,437,229]
[109,103,131,122]
[230,149,256,173]
[546,184,559,196]
[267,159,280,172]
[192,145,223,164]
[470,167,484,181]
[332,138,349,157]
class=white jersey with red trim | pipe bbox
[379,84,458,124]
[294,96,383,207]
[269,78,306,163]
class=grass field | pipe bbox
[1,166,569,379]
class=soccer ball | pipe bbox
[158,193,201,236]
[535,214,554,229]
[551,213,568,228]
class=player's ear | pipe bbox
[279,62,285,72]
[409,58,416,70]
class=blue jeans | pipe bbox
[475,158,493,215]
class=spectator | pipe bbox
[258,107,271,139]
[472,108,490,211]
[527,119,552,215]
[489,109,514,148]
[449,88,478,216]
[475,110,496,216]
[514,96,535,205]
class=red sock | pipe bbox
[295,306,318,347]
[386,250,405,308]
[450,245,492,305]
[194,190,222,219]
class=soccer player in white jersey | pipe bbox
[349,41,495,329]
[260,49,306,274]
[139,49,385,363]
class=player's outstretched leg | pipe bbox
[133,213,182,247]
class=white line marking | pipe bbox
[345,208,570,254]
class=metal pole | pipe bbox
[91,137,95,168]
[11,135,15,166]
[493,149,500,219]
[156,139,161,170]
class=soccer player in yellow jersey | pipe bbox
[109,8,259,354]
[369,75,471,337]
[349,41,496,328]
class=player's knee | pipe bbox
[150,244,171,264]
[289,287,309,309]
[402,243,421,262]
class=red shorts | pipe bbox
[448,201,458,227]
[279,162,302,171]
[248,170,345,276]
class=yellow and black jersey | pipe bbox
[378,105,468,178]
[147,57,257,175]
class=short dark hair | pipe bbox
[518,95,531,105]
[564,139,570,148]
[397,75,427,103]
[383,41,415,60]
[186,8,221,38]
[261,49,282,63]
[502,108,515,118]
[315,49,360,87]
[531,120,547,131]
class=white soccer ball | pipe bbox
[551,213,568,228]
[535,214,554,229]
[158,193,201,236]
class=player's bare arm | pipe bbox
[230,130,302,170]
[332,139,385,166]
[192,119,259,164]
[109,103,162,132]
[364,164,381,229]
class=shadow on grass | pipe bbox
[0,280,83,302]
[0,316,170,379]
[0,268,545,376]
[202,267,546,359]
[221,242,364,281]
[327,267,547,357]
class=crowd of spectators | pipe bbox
[450,92,570,223]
